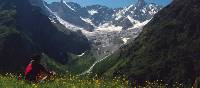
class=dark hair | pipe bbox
[30,54,41,61]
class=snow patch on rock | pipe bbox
[63,1,76,11]
[88,10,98,15]
[133,19,151,29]
[55,14,84,31]
[96,23,122,32]
[127,15,140,24]
[80,17,96,27]
[122,37,130,44]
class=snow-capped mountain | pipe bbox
[112,0,162,29]
[85,5,115,27]
[30,0,162,58]
[46,0,161,31]
[47,0,94,31]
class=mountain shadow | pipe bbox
[0,0,90,73]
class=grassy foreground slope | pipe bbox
[0,74,129,88]
[0,74,187,88]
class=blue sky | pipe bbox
[45,0,172,8]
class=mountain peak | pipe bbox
[136,0,147,7]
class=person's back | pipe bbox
[24,55,50,82]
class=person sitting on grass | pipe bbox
[24,54,55,82]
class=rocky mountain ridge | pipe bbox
[42,0,162,58]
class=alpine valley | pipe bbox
[0,0,161,73]
[40,0,162,74]
[1,0,199,87]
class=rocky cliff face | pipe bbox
[44,0,162,59]
[46,0,162,31]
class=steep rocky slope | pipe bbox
[46,0,162,59]
[93,0,200,85]
[0,0,90,72]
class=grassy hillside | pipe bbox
[0,0,91,73]
[0,74,129,88]
[66,51,96,74]
[0,0,36,72]
[0,73,188,88]
[92,0,200,86]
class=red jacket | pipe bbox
[24,62,49,81]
